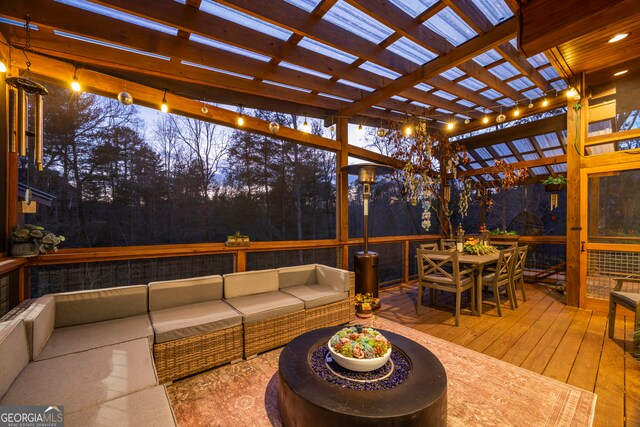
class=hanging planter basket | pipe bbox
[545,183,566,192]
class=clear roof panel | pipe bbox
[544,148,565,157]
[551,164,567,173]
[523,88,544,99]
[480,88,502,100]
[391,95,408,101]
[493,143,512,156]
[502,156,518,163]
[472,0,513,25]
[182,60,252,79]
[531,166,548,175]
[472,49,502,67]
[359,62,402,79]
[200,1,292,41]
[59,0,177,35]
[410,101,432,108]
[535,133,560,148]
[298,37,358,63]
[540,66,560,80]
[432,90,457,101]
[318,92,351,102]
[522,153,540,161]
[435,108,453,114]
[0,17,38,30]
[283,0,321,13]
[512,138,535,152]
[55,31,171,60]
[527,52,550,68]
[280,62,332,79]
[337,79,374,91]
[551,80,568,91]
[508,77,534,91]
[488,62,520,80]
[389,0,438,18]
[387,37,438,65]
[414,83,434,92]
[457,99,475,108]
[424,7,478,46]
[263,80,313,93]
[474,147,492,160]
[497,99,515,107]
[458,77,487,91]
[190,34,271,62]
[324,1,394,44]
[440,67,465,80]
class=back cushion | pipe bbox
[316,265,350,292]
[0,320,30,399]
[23,295,55,360]
[148,275,223,311]
[54,285,148,328]
[277,265,317,289]
[223,270,278,299]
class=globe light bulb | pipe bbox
[404,126,412,136]
[482,116,489,124]
[71,77,81,92]
[118,92,133,106]
[302,119,311,133]
[160,101,168,113]
[0,61,8,73]
[542,98,549,107]
[237,114,244,126]
[447,122,454,130]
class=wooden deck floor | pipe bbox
[378,283,639,427]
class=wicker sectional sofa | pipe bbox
[0,263,354,424]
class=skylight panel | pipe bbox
[551,80,568,91]
[440,67,465,80]
[527,52,550,68]
[551,164,567,173]
[468,163,481,169]
[502,156,518,163]
[414,83,434,92]
[391,95,408,102]
[200,1,292,41]
[387,37,438,65]
[488,62,519,79]
[359,62,402,79]
[410,101,431,108]
[523,88,544,99]
[432,90,456,101]
[324,1,394,44]
[299,37,358,63]
[280,62,332,79]
[389,0,438,18]
[512,138,535,152]
[522,153,539,161]
[283,0,321,13]
[497,99,515,107]
[531,167,548,175]
[493,143,512,156]
[337,79,374,91]
[455,114,471,120]
[318,93,352,102]
[544,148,564,157]
[458,77,486,91]
[540,67,560,80]
[190,34,271,62]
[263,80,313,93]
[57,0,177,35]
[508,77,534,91]
[472,0,513,25]
[457,99,475,108]
[424,7,477,46]
[55,31,170,60]
[0,17,38,30]
[480,88,501,99]
[535,133,560,148]
[435,108,453,114]
[472,49,502,66]
[182,60,253,79]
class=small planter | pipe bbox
[545,184,566,192]
[225,237,250,247]
[10,242,40,257]
[489,234,519,242]
[355,300,380,318]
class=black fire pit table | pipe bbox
[278,327,447,426]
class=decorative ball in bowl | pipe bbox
[327,326,392,372]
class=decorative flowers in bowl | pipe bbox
[328,326,391,372]
[463,237,496,255]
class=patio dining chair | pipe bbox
[608,277,640,356]
[440,238,457,251]
[480,247,516,317]
[510,244,529,307]
[419,242,439,250]
[416,248,475,326]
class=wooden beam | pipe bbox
[458,155,567,178]
[337,117,349,244]
[346,145,403,169]
[339,19,516,117]
[455,113,568,150]
[585,128,640,147]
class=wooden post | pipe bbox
[565,73,586,307]
[336,117,349,269]
[236,250,246,273]
[403,239,410,285]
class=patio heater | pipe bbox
[342,163,394,299]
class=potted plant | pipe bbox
[11,224,65,257]
[490,228,519,242]
[542,175,567,192]
[354,293,380,318]
[225,231,250,247]
[463,237,496,255]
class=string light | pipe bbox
[513,102,520,117]
[160,89,168,113]
[542,97,549,107]
[237,113,244,126]
[404,125,412,136]
[301,115,311,133]
[482,115,489,124]
[0,60,7,73]
[566,87,580,101]
[357,123,364,133]
[71,67,81,92]
[528,99,534,109]
[446,118,455,131]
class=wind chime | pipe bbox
[550,193,559,211]
[6,15,49,213]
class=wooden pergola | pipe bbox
[1,0,639,312]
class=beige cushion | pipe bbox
[0,338,157,413]
[54,285,148,328]
[22,295,55,360]
[277,265,317,289]
[316,265,350,292]
[424,274,473,286]
[148,275,223,311]
[150,300,242,344]
[281,285,348,309]
[66,386,177,426]
[35,314,153,361]
[223,269,279,299]
[225,291,304,324]
[0,320,30,399]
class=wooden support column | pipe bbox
[336,117,349,270]
[566,73,586,307]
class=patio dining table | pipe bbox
[424,252,500,316]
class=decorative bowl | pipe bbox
[328,341,391,372]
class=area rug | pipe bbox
[167,317,596,426]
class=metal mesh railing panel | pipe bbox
[587,250,640,299]
[246,248,339,270]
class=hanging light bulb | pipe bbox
[566,87,580,101]
[269,121,280,133]
[357,123,364,133]
[528,99,534,109]
[201,105,209,114]
[482,115,489,124]
[118,92,133,106]
[237,113,244,126]
[71,67,81,92]
[0,60,7,73]
[496,107,506,123]
[447,120,455,131]
[513,104,520,117]
[376,128,387,137]
[542,97,549,107]
[302,116,311,133]
[160,89,168,113]
[404,125,412,136]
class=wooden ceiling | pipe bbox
[0,0,566,131]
